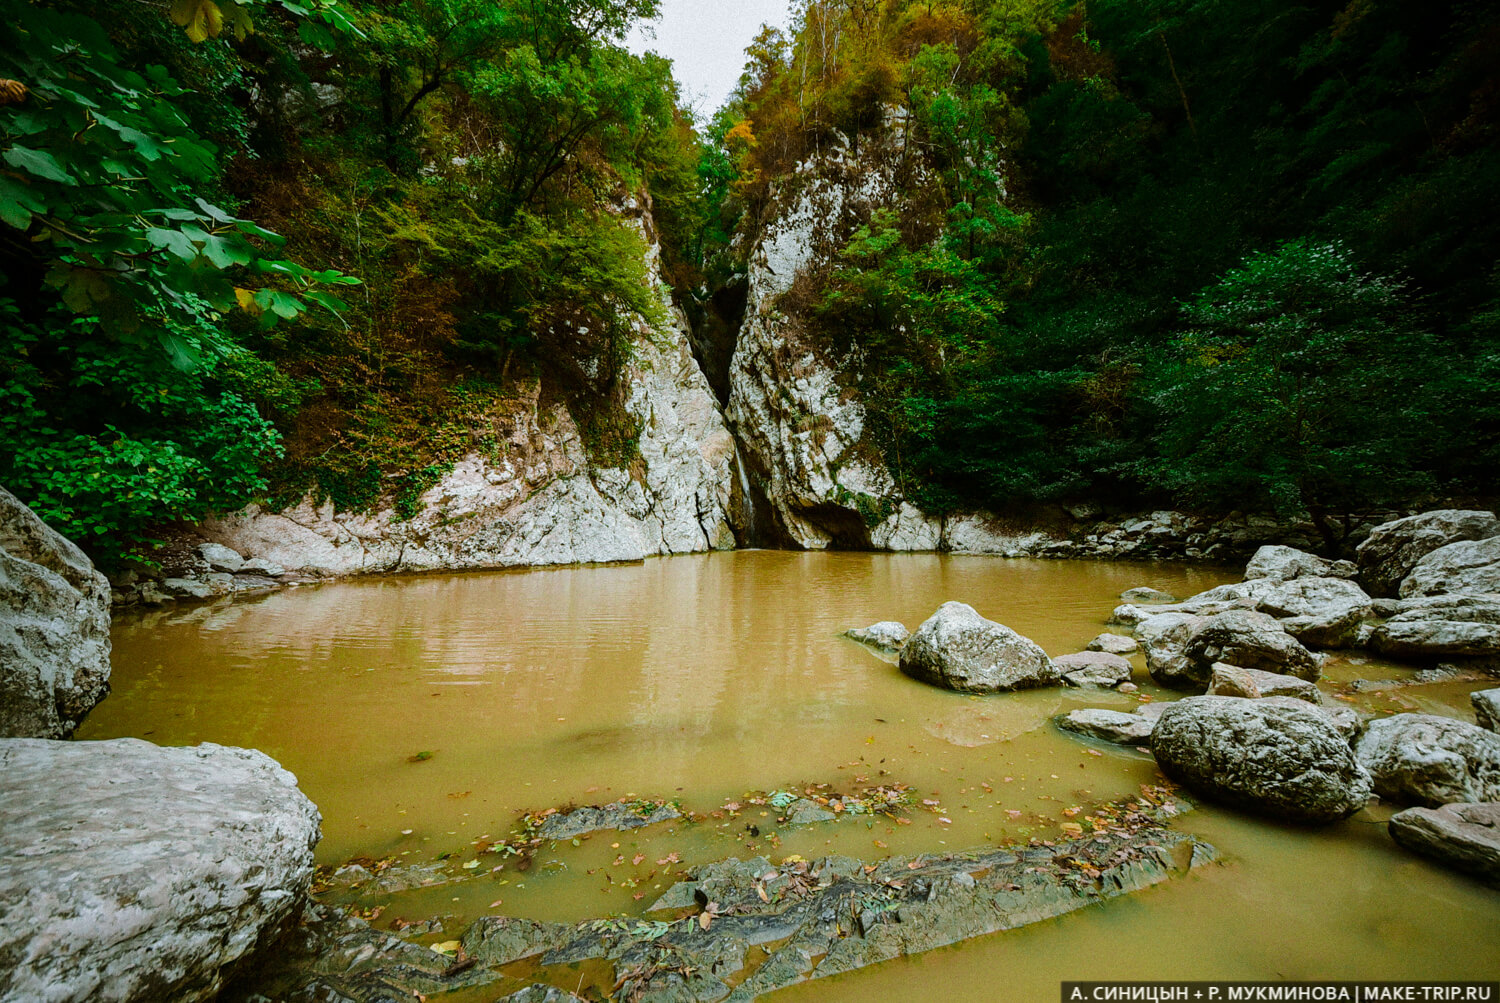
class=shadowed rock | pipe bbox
[1474,689,1500,733]
[1388,802,1500,885]
[1356,510,1500,598]
[1400,536,1500,599]
[1368,595,1500,659]
[0,487,112,738]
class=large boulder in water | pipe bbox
[1150,696,1372,823]
[1355,509,1500,598]
[1388,802,1500,885]
[1353,714,1500,807]
[1145,609,1321,691]
[1399,535,1500,599]
[1244,545,1356,582]
[898,602,1057,693]
[0,738,322,1003]
[1367,595,1500,659]
[1474,689,1500,733]
[0,486,111,738]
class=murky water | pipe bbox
[80,553,1500,995]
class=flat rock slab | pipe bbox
[1389,802,1500,885]
[1058,708,1156,745]
[0,738,321,1003]
[1087,633,1139,655]
[1370,595,1500,659]
[532,801,682,841]
[1206,663,1322,704]
[240,823,1215,1002]
[1055,651,1134,688]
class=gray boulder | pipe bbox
[239,557,286,578]
[1057,708,1155,745]
[1356,509,1500,597]
[0,738,321,1003]
[1245,545,1356,582]
[1206,663,1322,704]
[1055,650,1134,688]
[1151,696,1372,822]
[1146,609,1321,691]
[1087,632,1139,655]
[161,576,217,600]
[898,602,1057,693]
[1400,535,1500,599]
[1474,689,1500,732]
[844,620,910,654]
[1120,586,1177,604]
[1368,595,1500,658]
[1353,714,1500,807]
[195,542,244,573]
[1255,696,1363,740]
[0,487,111,739]
[1388,802,1500,885]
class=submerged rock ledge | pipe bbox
[231,821,1215,1003]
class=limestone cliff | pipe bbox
[196,200,737,577]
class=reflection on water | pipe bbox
[80,552,1500,993]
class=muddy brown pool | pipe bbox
[79,552,1500,998]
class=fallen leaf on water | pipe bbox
[447,791,471,799]
[922,799,940,807]
[462,860,480,870]
[430,941,460,955]
[699,911,713,931]
[632,854,645,866]
[633,892,644,900]
[612,855,624,866]
[1061,822,1084,838]
[488,899,503,908]
[407,751,434,763]
[873,840,887,848]
[938,817,952,824]
[656,852,680,865]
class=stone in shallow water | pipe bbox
[533,801,682,841]
[1388,802,1500,885]
[1474,689,1500,733]
[898,601,1057,693]
[1055,650,1134,688]
[1087,632,1139,655]
[844,621,910,654]
[1206,662,1323,704]
[1353,713,1500,807]
[1146,609,1321,690]
[1151,696,1371,823]
[1057,708,1156,745]
[1369,595,1500,659]
[1121,586,1177,604]
[0,737,321,1003]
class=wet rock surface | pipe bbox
[1368,595,1500,658]
[1145,610,1321,691]
[234,823,1213,1003]
[1244,545,1356,583]
[1474,689,1500,732]
[1355,509,1500,598]
[1057,708,1158,745]
[1088,633,1139,655]
[898,602,1057,693]
[1353,714,1500,807]
[0,738,321,1003]
[1388,802,1500,885]
[532,801,684,842]
[1150,696,1372,822]
[844,621,910,655]
[1055,651,1135,688]
[0,487,112,739]
[1206,663,1322,704]
[1400,535,1500,599]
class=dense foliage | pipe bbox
[718,0,1500,539]
[1,0,708,563]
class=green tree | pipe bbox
[1143,239,1446,547]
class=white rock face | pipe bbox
[0,738,321,1003]
[1399,535,1500,598]
[200,203,735,576]
[726,142,946,551]
[0,487,111,738]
